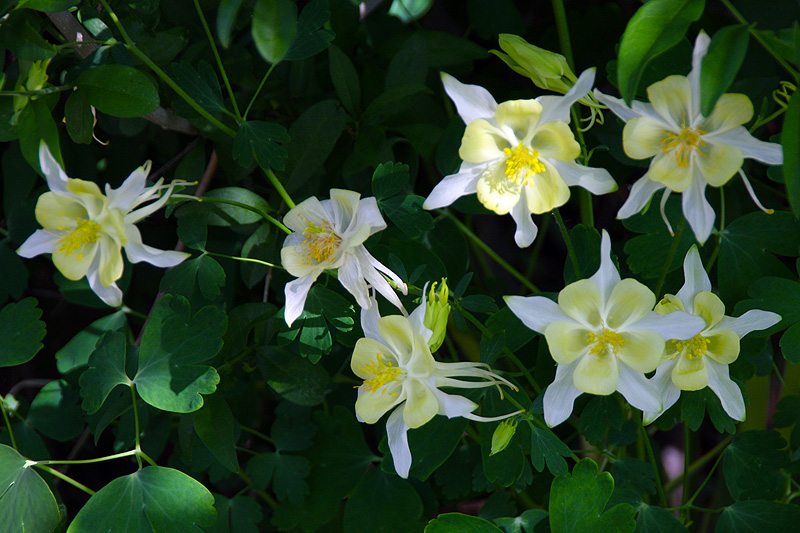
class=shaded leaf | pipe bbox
[283,0,334,61]
[425,513,503,532]
[700,25,750,116]
[232,121,289,172]
[529,425,571,476]
[344,467,423,533]
[784,83,800,218]
[76,64,159,117]
[328,45,361,116]
[723,430,789,501]
[252,0,297,64]
[0,445,61,533]
[193,393,239,472]
[0,298,45,368]
[715,500,800,532]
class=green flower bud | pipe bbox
[490,418,518,456]
[491,34,576,94]
[424,278,450,352]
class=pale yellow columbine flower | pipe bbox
[280,189,407,326]
[644,246,780,423]
[423,69,616,248]
[595,32,782,244]
[423,278,450,352]
[17,142,189,307]
[506,231,705,427]
[353,292,519,478]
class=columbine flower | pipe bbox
[352,290,520,478]
[17,142,189,307]
[423,69,616,248]
[423,278,450,352]
[644,246,780,423]
[595,32,783,244]
[280,189,407,326]
[505,231,705,427]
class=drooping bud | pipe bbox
[424,278,450,352]
[490,418,518,456]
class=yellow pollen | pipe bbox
[503,143,545,186]
[57,218,102,256]
[586,329,627,356]
[660,115,706,168]
[302,221,340,264]
[676,335,710,360]
[359,353,403,394]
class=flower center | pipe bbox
[503,143,545,186]
[359,353,403,394]
[675,335,710,360]
[661,120,707,168]
[586,328,627,356]
[57,218,102,258]
[302,221,341,264]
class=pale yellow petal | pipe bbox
[460,119,506,163]
[523,163,570,214]
[495,99,542,137]
[623,117,670,159]
[655,294,685,315]
[378,316,416,367]
[705,330,740,365]
[692,291,725,328]
[355,385,403,424]
[617,329,665,373]
[695,141,743,187]
[605,279,656,330]
[544,321,590,364]
[406,334,436,377]
[65,179,107,218]
[281,244,321,278]
[531,121,580,161]
[476,162,522,215]
[647,75,691,125]
[558,279,603,328]
[572,350,618,395]
[671,352,709,390]
[648,152,694,192]
[97,237,124,287]
[402,378,438,429]
[35,192,87,231]
[351,337,397,379]
[704,93,753,133]
[52,242,97,280]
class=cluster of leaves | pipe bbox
[1,0,800,532]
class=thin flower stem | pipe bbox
[750,105,788,133]
[197,196,291,234]
[684,445,726,507]
[122,306,149,320]
[551,0,575,70]
[35,465,96,496]
[241,425,275,444]
[265,168,296,209]
[444,211,540,294]
[681,423,692,524]
[664,434,733,493]
[238,470,278,508]
[205,251,283,270]
[639,419,668,507]
[553,209,581,279]
[192,0,242,120]
[654,218,686,298]
[97,0,237,138]
[130,384,143,470]
[243,62,278,121]
[34,450,138,466]
[525,214,550,278]
[569,107,595,228]
[0,86,73,97]
[0,394,17,450]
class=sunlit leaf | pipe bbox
[0,445,62,533]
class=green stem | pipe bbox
[0,86,73,97]
[444,211,539,294]
[122,306,149,320]
[0,394,17,450]
[553,209,581,279]
[34,450,138,466]
[640,419,668,507]
[681,423,691,524]
[569,107,595,227]
[205,251,283,269]
[551,0,575,70]
[130,384,143,470]
[665,434,733,493]
[98,0,237,138]
[241,425,274,444]
[35,465,95,496]
[192,0,242,120]
[654,218,686,298]
[750,105,788,133]
[265,168,296,209]
[684,445,726,507]
[198,196,291,233]
[243,62,278,121]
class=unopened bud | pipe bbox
[490,418,518,456]
[491,34,576,94]
[424,279,450,352]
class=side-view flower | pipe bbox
[423,69,616,248]
[644,246,781,423]
[595,31,783,244]
[352,290,520,478]
[505,231,706,427]
[17,142,190,307]
[280,189,407,326]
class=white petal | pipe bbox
[617,364,661,413]
[408,283,430,340]
[360,293,384,343]
[353,196,387,234]
[634,310,706,340]
[284,275,315,326]
[643,360,680,424]
[675,245,711,310]
[549,159,617,195]
[706,360,745,421]
[542,360,582,427]
[537,68,595,125]
[713,310,781,338]
[441,73,498,124]
[712,127,783,165]
[423,161,483,210]
[358,248,407,314]
[431,385,478,418]
[593,89,643,123]
[688,31,710,118]
[107,162,150,210]
[509,199,538,248]
[386,406,413,478]
[123,226,188,267]
[589,231,621,302]
[682,174,715,245]
[86,260,123,307]
[17,230,59,258]
[283,196,330,233]
[329,189,363,230]
[617,174,665,219]
[504,295,572,334]
[38,141,69,194]
[337,253,371,310]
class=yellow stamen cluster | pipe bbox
[661,120,707,169]
[359,353,403,394]
[302,221,340,264]
[586,328,627,356]
[57,218,102,259]
[676,335,710,360]
[503,143,545,185]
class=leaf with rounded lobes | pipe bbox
[134,294,226,413]
[172,61,224,114]
[328,45,361,116]
[252,0,297,64]
[0,298,44,368]
[283,0,334,62]
[160,255,226,301]
[723,430,789,502]
[494,509,548,533]
[716,501,800,532]
[700,25,750,116]
[783,88,800,218]
[424,513,503,532]
[0,445,62,533]
[76,64,159,118]
[257,347,329,406]
[192,392,239,473]
[344,467,424,533]
[380,194,435,238]
[56,310,127,374]
[64,88,93,144]
[634,504,688,533]
[216,0,246,48]
[617,0,705,103]
[530,425,572,476]
[28,380,84,442]
[549,458,636,533]
[232,121,290,171]
[204,493,263,533]
[79,331,134,415]
[66,466,216,532]
[608,458,656,507]
[372,161,410,201]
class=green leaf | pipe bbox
[386,33,428,89]
[344,467,424,533]
[380,194,434,237]
[272,402,316,452]
[76,64,159,117]
[0,444,62,533]
[257,347,330,406]
[407,416,468,481]
[0,245,29,305]
[779,323,800,363]
[67,466,216,532]
[633,504,688,532]
[328,45,361,116]
[700,25,750,117]
[193,187,272,226]
[64,88,94,144]
[622,197,693,280]
[529,425,572,476]
[608,458,656,507]
[192,392,239,472]
[216,0,246,48]
[389,0,434,23]
[783,85,800,218]
[617,0,705,103]
[160,255,226,300]
[252,0,297,64]
[494,510,548,533]
[17,99,61,174]
[578,396,625,444]
[283,0,334,61]
[79,331,133,414]
[372,161,410,200]
[27,380,85,442]
[232,121,290,171]
[549,458,636,533]
[0,10,56,60]
[715,501,800,532]
[0,298,45,368]
[172,61,224,114]
[680,388,737,433]
[203,493,262,533]
[248,452,310,505]
[723,430,789,501]
[55,311,127,374]
[425,513,504,532]
[18,0,78,11]
[134,294,226,413]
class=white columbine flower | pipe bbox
[423,69,616,248]
[505,231,706,427]
[280,189,407,326]
[644,246,781,423]
[595,32,783,244]
[352,291,520,478]
[17,142,190,307]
